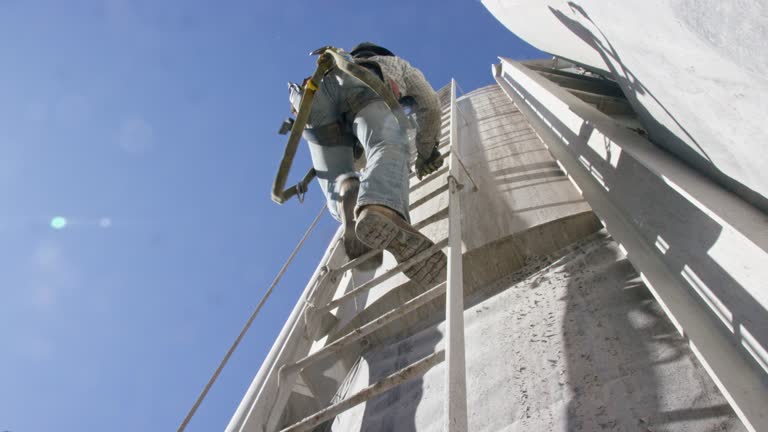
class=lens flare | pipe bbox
[50,216,68,230]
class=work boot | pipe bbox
[355,205,447,286]
[339,178,383,271]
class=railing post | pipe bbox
[445,78,469,431]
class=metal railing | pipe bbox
[444,78,469,431]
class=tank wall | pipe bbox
[482,0,768,212]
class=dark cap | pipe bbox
[350,42,395,59]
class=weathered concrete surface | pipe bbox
[456,85,592,251]
[329,84,597,335]
[328,232,744,431]
[312,83,743,432]
[328,214,601,350]
[274,83,602,429]
[482,0,768,212]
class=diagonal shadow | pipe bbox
[547,3,768,213]
[503,64,768,402]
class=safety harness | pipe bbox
[271,46,407,204]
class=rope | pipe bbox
[178,204,327,431]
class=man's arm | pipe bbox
[397,58,442,158]
[370,55,443,179]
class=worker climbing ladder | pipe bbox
[177,80,476,432]
[257,79,471,432]
[182,44,768,432]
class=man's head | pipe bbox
[349,42,395,59]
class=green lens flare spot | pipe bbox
[50,216,68,230]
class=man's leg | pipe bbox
[352,101,447,286]
[303,73,387,269]
[307,138,381,268]
[337,176,383,270]
[307,139,355,222]
[352,100,411,219]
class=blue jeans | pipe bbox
[306,70,411,223]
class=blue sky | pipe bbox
[0,1,542,430]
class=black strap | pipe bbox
[354,60,384,81]
[350,42,395,59]
[303,122,357,148]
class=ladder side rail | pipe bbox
[228,231,346,432]
[445,79,469,432]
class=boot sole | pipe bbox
[355,211,446,286]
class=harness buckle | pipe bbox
[296,181,307,203]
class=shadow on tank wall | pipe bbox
[500,64,768,410]
[559,234,739,430]
[548,2,768,214]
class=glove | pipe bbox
[288,81,303,114]
[415,146,443,180]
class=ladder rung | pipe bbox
[331,247,384,273]
[279,350,445,432]
[306,310,339,341]
[317,238,449,315]
[282,281,446,379]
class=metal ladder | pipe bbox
[255,80,472,432]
